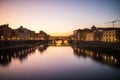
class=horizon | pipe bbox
[0,0,120,36]
[1,23,120,37]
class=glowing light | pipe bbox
[18,51,21,54]
[7,55,9,59]
[104,56,106,59]
[81,49,83,53]
[1,56,3,59]
[111,56,113,59]
[96,54,99,57]
[14,54,16,57]
[19,52,21,55]
[90,52,93,56]
[115,59,117,63]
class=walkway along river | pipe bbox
[0,42,120,80]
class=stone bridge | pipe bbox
[49,36,69,44]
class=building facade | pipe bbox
[85,32,94,41]
[71,25,120,42]
[0,24,13,40]
[36,30,49,40]
[73,28,91,41]
[15,26,36,40]
[102,28,120,42]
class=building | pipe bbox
[69,35,75,40]
[73,28,91,41]
[72,30,79,40]
[37,30,49,40]
[11,30,19,40]
[91,25,97,30]
[93,28,105,41]
[72,25,120,42]
[0,24,50,40]
[15,26,36,40]
[102,28,120,42]
[0,24,13,40]
[86,31,94,41]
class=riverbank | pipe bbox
[0,40,50,51]
[69,40,120,51]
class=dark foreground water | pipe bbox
[0,44,120,80]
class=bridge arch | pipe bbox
[49,36,69,44]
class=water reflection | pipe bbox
[72,46,120,68]
[49,41,69,46]
[1,42,120,69]
[0,43,51,67]
[0,46,37,66]
[38,44,49,53]
[0,43,120,80]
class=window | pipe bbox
[112,30,115,33]
[109,34,111,37]
[109,31,111,34]
[106,39,108,42]
[1,36,4,40]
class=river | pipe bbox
[0,43,120,80]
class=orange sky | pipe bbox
[0,0,120,36]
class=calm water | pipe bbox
[0,44,120,80]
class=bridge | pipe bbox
[49,36,70,44]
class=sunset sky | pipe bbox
[0,0,120,36]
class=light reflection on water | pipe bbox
[0,44,120,80]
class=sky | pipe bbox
[0,0,120,36]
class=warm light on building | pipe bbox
[1,36,4,40]
[102,29,120,42]
[86,32,94,41]
[30,37,33,40]
[17,38,20,40]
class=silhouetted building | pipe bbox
[0,24,51,40]
[15,26,36,40]
[91,25,97,30]
[0,24,13,40]
[37,30,49,40]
